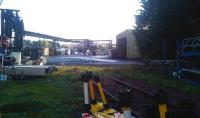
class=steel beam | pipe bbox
[24,31,88,43]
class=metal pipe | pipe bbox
[94,74,108,109]
[89,79,96,104]
[84,82,89,104]
[81,73,91,113]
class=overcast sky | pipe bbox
[1,0,140,42]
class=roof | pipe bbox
[116,29,134,39]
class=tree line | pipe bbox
[135,0,200,59]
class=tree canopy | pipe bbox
[135,0,200,59]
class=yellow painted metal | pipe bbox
[159,104,167,118]
[102,108,116,115]
[91,102,104,113]
[97,82,107,104]
[84,73,124,118]
[92,107,117,118]
[93,112,114,118]
[90,102,119,118]
[89,79,95,100]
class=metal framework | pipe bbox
[176,37,200,79]
[0,9,24,53]
[25,31,113,55]
[25,31,87,43]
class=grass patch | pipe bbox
[0,66,99,118]
[104,65,200,94]
[1,65,198,117]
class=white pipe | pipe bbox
[84,82,89,104]
[182,68,200,74]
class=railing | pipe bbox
[179,37,200,57]
[176,37,200,79]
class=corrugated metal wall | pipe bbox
[116,29,141,59]
[116,37,127,58]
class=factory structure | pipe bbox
[112,29,141,59]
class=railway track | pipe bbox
[94,74,199,118]
[95,75,160,118]
[105,75,178,107]
[92,81,142,118]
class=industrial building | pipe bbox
[113,29,141,59]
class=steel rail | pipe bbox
[92,82,119,102]
[105,75,179,108]
[108,76,154,98]
[92,81,141,118]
